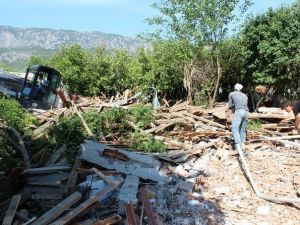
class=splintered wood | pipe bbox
[2,96,300,225]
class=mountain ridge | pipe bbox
[0,25,148,71]
[0,25,147,49]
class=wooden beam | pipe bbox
[182,112,226,129]
[33,108,66,139]
[91,167,111,184]
[23,166,71,175]
[64,157,82,197]
[125,203,138,225]
[93,215,122,225]
[51,179,123,225]
[32,192,82,225]
[45,143,67,166]
[140,187,163,225]
[2,195,21,225]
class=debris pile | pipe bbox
[1,96,300,225]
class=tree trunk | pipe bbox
[210,53,222,108]
[183,63,193,104]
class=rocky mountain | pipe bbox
[0,25,148,71]
[0,25,147,50]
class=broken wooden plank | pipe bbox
[140,187,163,225]
[23,166,71,175]
[93,215,122,225]
[73,105,95,139]
[125,203,138,225]
[45,143,67,166]
[64,156,82,197]
[0,189,31,220]
[51,179,123,225]
[144,122,175,134]
[32,192,82,225]
[14,210,30,224]
[91,167,111,184]
[182,112,226,129]
[227,112,294,123]
[33,108,66,139]
[2,195,21,225]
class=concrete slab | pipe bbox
[80,140,168,183]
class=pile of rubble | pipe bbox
[1,95,300,225]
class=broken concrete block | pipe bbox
[187,153,210,178]
[178,180,194,193]
[118,175,139,214]
[78,174,120,203]
[175,165,189,177]
[80,140,168,183]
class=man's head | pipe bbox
[234,83,243,91]
[281,101,293,112]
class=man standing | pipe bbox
[281,100,300,134]
[228,83,249,150]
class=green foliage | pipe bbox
[0,96,36,171]
[248,119,262,131]
[147,0,251,45]
[46,115,86,164]
[84,108,128,137]
[129,131,166,153]
[50,45,88,94]
[82,47,112,96]
[0,138,19,172]
[50,115,85,147]
[0,96,36,131]
[219,38,246,100]
[28,55,48,66]
[146,0,252,105]
[148,41,185,98]
[128,104,154,129]
[0,62,12,72]
[48,43,185,99]
[241,2,300,98]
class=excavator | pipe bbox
[0,64,69,110]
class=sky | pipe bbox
[0,0,296,37]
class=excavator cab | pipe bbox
[20,65,62,110]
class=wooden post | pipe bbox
[32,192,82,225]
[2,195,21,225]
[51,179,123,225]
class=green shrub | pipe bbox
[50,115,86,147]
[248,119,262,131]
[0,96,36,131]
[128,104,154,129]
[0,137,19,172]
[128,131,166,153]
[84,108,128,138]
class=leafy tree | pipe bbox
[83,47,112,96]
[147,0,251,106]
[110,49,134,93]
[50,45,88,94]
[0,62,12,72]
[0,96,36,131]
[219,38,245,100]
[150,41,186,99]
[129,47,154,91]
[241,2,300,99]
[28,55,48,66]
